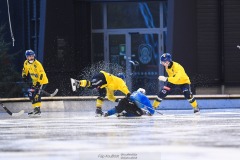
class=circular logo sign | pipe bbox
[138,44,152,64]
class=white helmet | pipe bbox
[137,88,146,94]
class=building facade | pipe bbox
[1,0,240,97]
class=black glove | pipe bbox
[22,75,28,82]
[126,93,131,101]
[34,93,40,101]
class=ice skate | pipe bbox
[142,109,151,116]
[70,78,79,92]
[28,107,41,117]
[194,107,200,115]
[116,111,127,117]
[103,112,109,117]
[95,107,103,117]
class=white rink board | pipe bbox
[0,109,240,160]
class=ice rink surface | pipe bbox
[0,109,240,160]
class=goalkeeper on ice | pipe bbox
[104,88,155,117]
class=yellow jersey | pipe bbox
[100,71,130,101]
[165,61,190,84]
[22,60,48,85]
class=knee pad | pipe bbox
[183,89,192,100]
[158,87,170,99]
[184,91,196,104]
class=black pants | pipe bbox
[29,84,47,105]
[157,82,193,99]
[115,98,143,116]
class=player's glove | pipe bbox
[126,93,131,99]
[126,93,132,101]
[34,93,40,101]
[22,75,28,82]
[158,76,168,82]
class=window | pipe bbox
[92,33,104,63]
[107,2,160,29]
[92,3,103,29]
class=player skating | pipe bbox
[22,50,48,116]
[104,88,155,117]
[152,53,200,114]
[71,71,131,116]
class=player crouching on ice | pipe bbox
[104,88,155,117]
[152,53,200,114]
[71,71,131,116]
[22,50,48,116]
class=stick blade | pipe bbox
[155,110,163,115]
[28,114,41,118]
[70,78,77,91]
[12,110,25,117]
[50,89,58,97]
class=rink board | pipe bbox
[1,95,240,113]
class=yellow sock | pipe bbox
[96,98,103,108]
[33,102,41,108]
[153,99,161,109]
[189,98,198,109]
[79,80,90,87]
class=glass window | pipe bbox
[131,33,159,94]
[91,3,103,29]
[109,35,126,68]
[92,33,104,63]
[162,1,168,28]
[163,31,167,53]
[107,2,160,29]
